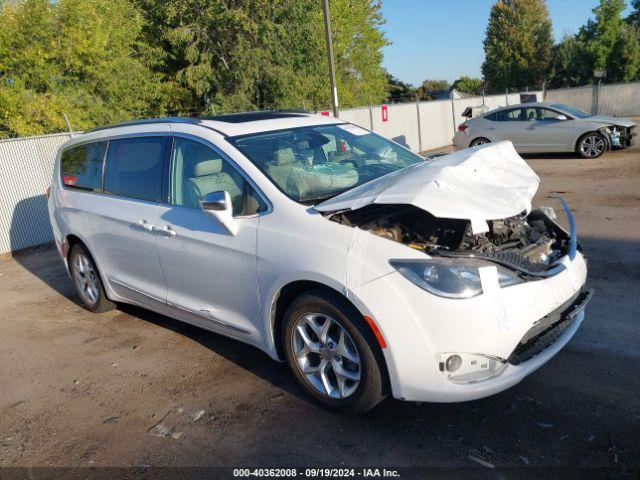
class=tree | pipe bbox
[415,79,449,99]
[452,76,484,95]
[0,0,181,138]
[578,0,640,83]
[482,0,553,91]
[627,0,640,28]
[385,72,415,102]
[548,35,591,87]
[134,0,389,113]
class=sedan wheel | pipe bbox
[470,137,490,147]
[292,312,361,399]
[578,133,606,158]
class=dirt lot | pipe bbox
[1,140,639,477]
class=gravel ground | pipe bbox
[0,140,639,478]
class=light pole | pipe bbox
[322,0,339,117]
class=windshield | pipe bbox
[229,123,425,203]
[551,103,591,119]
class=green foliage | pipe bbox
[482,0,553,91]
[548,0,640,86]
[452,76,484,95]
[134,0,389,113]
[415,79,450,99]
[1,0,389,137]
[548,35,591,87]
[0,0,181,138]
[385,72,415,102]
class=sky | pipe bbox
[380,0,633,86]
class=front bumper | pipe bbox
[357,250,588,403]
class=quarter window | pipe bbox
[104,137,168,202]
[170,138,266,216]
[60,142,107,190]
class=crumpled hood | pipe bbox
[316,141,540,234]
[586,115,635,127]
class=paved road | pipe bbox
[1,144,639,477]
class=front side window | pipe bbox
[60,142,107,190]
[537,108,563,120]
[230,124,423,203]
[104,137,167,202]
[170,138,266,216]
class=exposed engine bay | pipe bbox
[326,204,573,276]
[601,125,636,149]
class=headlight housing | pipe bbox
[390,257,522,299]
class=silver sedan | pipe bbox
[453,102,636,158]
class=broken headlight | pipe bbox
[390,258,522,299]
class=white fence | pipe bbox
[546,81,640,116]
[1,80,640,254]
[339,91,541,152]
[0,133,73,254]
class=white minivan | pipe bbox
[48,111,590,413]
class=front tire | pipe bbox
[470,137,491,147]
[69,244,115,313]
[577,132,606,158]
[282,289,386,414]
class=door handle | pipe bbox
[526,126,535,130]
[135,220,154,232]
[486,127,495,130]
[152,225,177,237]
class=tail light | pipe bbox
[457,123,469,132]
[62,175,77,186]
[45,186,51,199]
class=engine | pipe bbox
[327,204,570,274]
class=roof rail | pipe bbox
[84,110,315,136]
[85,117,213,134]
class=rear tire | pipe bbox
[282,289,386,414]
[470,137,491,147]
[577,132,606,159]
[69,244,115,313]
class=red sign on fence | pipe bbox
[381,105,389,122]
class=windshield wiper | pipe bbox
[298,192,344,205]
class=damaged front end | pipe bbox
[600,124,636,149]
[316,142,580,293]
[326,200,576,282]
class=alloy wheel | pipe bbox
[291,313,361,399]
[471,138,489,147]
[580,134,605,157]
[73,253,99,306]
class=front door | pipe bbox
[521,107,579,151]
[155,137,268,338]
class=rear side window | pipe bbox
[495,108,523,121]
[60,142,107,190]
[104,137,168,202]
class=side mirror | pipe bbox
[200,191,238,235]
[555,114,568,121]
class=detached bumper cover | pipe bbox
[508,289,592,365]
